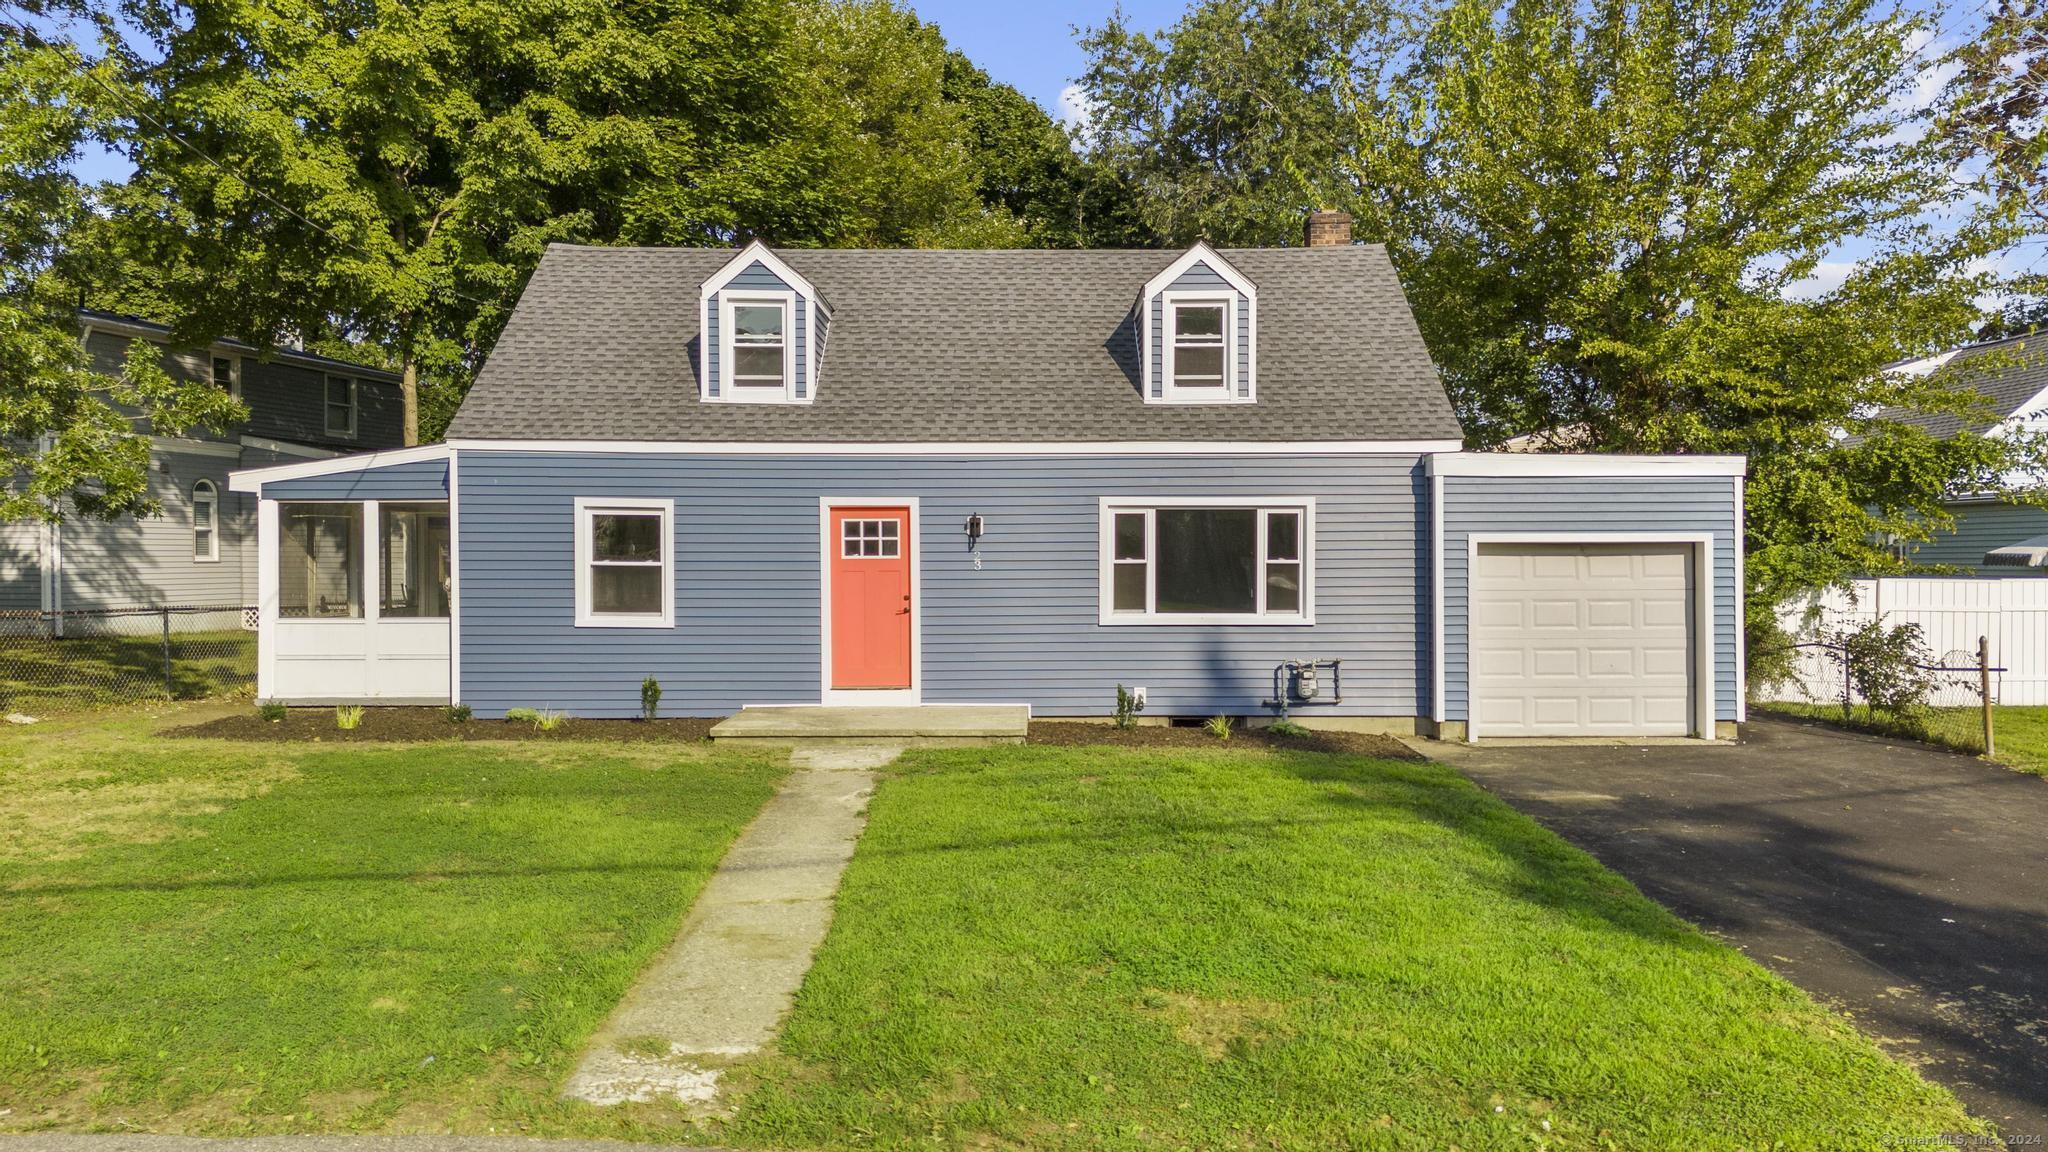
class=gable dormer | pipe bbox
[698,241,828,405]
[1139,243,1258,404]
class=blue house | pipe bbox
[231,216,1747,740]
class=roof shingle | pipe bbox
[448,245,1464,443]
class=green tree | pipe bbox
[1947,0,2047,234]
[0,20,243,525]
[1079,0,2045,647]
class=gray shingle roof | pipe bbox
[447,245,1463,443]
[1878,334,2048,438]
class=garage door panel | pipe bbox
[1473,542,1694,738]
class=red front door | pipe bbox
[830,506,912,690]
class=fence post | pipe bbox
[1981,634,1995,757]
[1843,643,1854,722]
[160,607,173,700]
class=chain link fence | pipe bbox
[1755,634,2000,755]
[0,605,257,714]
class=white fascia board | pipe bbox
[1141,241,1258,301]
[1427,452,1748,478]
[228,442,451,492]
[445,438,1465,456]
[151,435,243,459]
[699,240,819,301]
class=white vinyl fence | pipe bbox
[1768,576,2048,705]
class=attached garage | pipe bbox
[1470,541,1701,737]
[1431,453,1746,742]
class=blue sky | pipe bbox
[902,1,1187,127]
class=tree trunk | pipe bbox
[401,357,419,446]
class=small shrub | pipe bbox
[533,708,569,732]
[256,700,287,723]
[445,704,472,723]
[1827,619,1938,716]
[1204,714,1234,740]
[1266,718,1311,738]
[1114,684,1145,730]
[504,707,541,724]
[335,705,365,730]
[641,676,662,722]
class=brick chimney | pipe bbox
[1305,210,1353,247]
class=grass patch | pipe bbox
[1756,700,1989,755]
[639,745,1976,1151]
[1984,706,2048,777]
[1,629,255,712]
[0,706,785,1131]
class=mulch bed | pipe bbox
[175,708,716,744]
[1028,720,1424,759]
[175,707,1420,759]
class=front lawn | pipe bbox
[1988,706,2048,776]
[0,707,785,1131]
[1,628,255,711]
[657,745,1974,1150]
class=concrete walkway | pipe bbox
[1426,715,2048,1139]
[561,745,897,1109]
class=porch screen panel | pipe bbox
[279,503,363,618]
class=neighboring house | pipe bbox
[231,214,1748,740]
[1879,333,2048,574]
[0,311,405,627]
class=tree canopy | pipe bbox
[1078,0,2048,640]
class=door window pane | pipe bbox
[380,503,451,618]
[1156,508,1257,614]
[279,503,362,618]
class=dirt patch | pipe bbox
[172,708,716,744]
[0,758,299,862]
[1138,990,1287,1060]
[1029,721,1421,760]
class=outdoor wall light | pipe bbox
[964,514,985,546]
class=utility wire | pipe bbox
[1,9,499,310]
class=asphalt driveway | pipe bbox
[1427,714,2047,1138]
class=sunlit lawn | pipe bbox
[0,707,784,1131]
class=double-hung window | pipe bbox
[1161,296,1238,401]
[574,498,674,627]
[211,355,239,397]
[324,374,357,437]
[1101,500,1311,624]
[721,295,794,399]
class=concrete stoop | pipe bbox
[708,704,1027,746]
[561,744,899,1110]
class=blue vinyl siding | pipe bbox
[260,457,449,501]
[455,451,1430,719]
[704,261,809,399]
[1148,263,1252,400]
[1439,475,1741,724]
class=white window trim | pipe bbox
[1161,293,1239,402]
[1138,243,1259,404]
[573,496,675,629]
[715,290,799,403]
[1097,496,1315,626]
[324,374,358,438]
[191,479,220,563]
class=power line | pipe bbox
[1,9,499,311]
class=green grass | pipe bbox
[1986,706,2048,776]
[643,745,1975,1151]
[1,630,256,711]
[1757,700,1989,754]
[0,707,785,1131]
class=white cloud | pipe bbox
[1781,260,1860,301]
[1058,83,1097,146]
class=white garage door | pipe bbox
[1472,542,1695,737]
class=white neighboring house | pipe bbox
[0,311,406,632]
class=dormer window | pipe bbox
[699,240,826,405]
[1140,243,1257,405]
[730,300,790,390]
[1169,300,1229,391]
